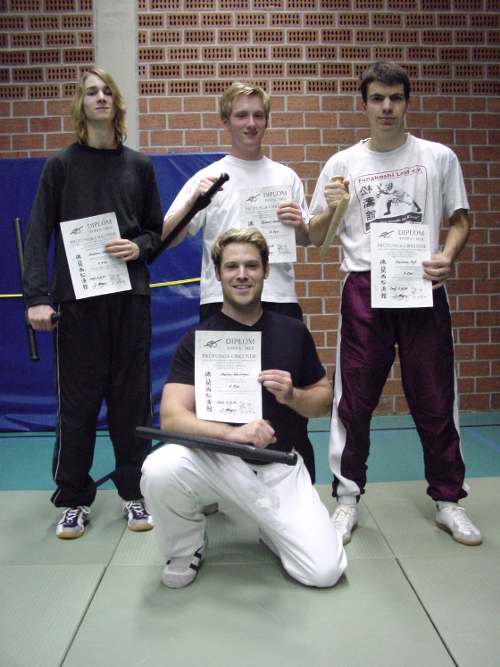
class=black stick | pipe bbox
[13,217,39,362]
[13,218,60,362]
[150,172,230,262]
[95,425,297,487]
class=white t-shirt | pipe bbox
[310,134,469,273]
[166,154,308,305]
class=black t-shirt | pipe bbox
[167,310,326,454]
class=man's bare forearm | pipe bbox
[161,192,199,245]
[309,208,335,247]
[442,209,470,262]
[284,378,333,418]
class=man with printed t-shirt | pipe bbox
[309,61,481,548]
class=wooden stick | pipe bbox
[319,194,350,259]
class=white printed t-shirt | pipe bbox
[310,134,469,273]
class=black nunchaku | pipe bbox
[13,217,60,362]
[95,427,297,487]
[150,172,229,262]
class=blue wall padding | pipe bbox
[0,152,224,431]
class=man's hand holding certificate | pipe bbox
[240,185,296,263]
[104,237,140,262]
[422,251,454,289]
[60,211,131,300]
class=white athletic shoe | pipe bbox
[123,499,153,532]
[435,503,482,546]
[56,506,90,539]
[331,503,358,545]
[161,538,207,589]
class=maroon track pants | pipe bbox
[329,272,467,503]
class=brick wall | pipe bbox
[0,0,94,155]
[1,0,499,413]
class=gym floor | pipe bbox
[1,412,499,667]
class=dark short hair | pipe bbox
[360,62,411,103]
[211,228,269,272]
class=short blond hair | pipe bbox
[219,82,270,122]
[71,67,127,146]
[211,228,269,272]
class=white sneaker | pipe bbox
[123,499,154,532]
[161,538,207,589]
[435,503,482,546]
[331,504,358,545]
[56,506,90,539]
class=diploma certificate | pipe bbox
[60,212,131,300]
[240,185,296,263]
[371,223,433,308]
[195,331,262,423]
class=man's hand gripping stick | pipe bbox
[151,172,230,261]
[13,217,59,362]
[319,177,350,259]
[94,426,297,487]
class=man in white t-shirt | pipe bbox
[309,62,482,547]
[163,82,316,479]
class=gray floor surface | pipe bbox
[1,478,498,667]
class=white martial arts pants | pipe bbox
[141,444,347,588]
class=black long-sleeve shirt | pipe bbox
[23,142,163,307]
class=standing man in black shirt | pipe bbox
[141,228,347,589]
[23,67,163,539]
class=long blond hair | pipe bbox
[71,67,127,145]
